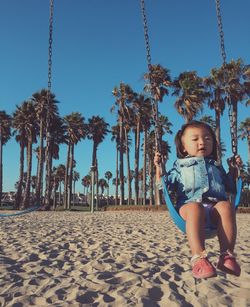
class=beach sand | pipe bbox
[0,211,249,306]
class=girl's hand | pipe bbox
[154,151,163,180]
[235,155,243,168]
[227,155,242,178]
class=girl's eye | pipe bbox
[192,138,198,141]
[205,136,211,140]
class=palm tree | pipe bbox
[140,98,153,205]
[220,59,250,155]
[157,114,173,143]
[72,170,80,205]
[111,124,120,206]
[81,174,91,203]
[172,71,206,122]
[87,115,109,169]
[87,115,109,210]
[45,99,61,209]
[143,64,171,103]
[51,166,59,209]
[53,164,65,207]
[146,131,156,206]
[98,178,108,198]
[44,115,66,209]
[15,101,38,208]
[63,112,86,209]
[199,115,216,129]
[238,117,250,171]
[13,106,30,209]
[112,82,134,205]
[105,171,112,206]
[143,64,172,153]
[204,68,227,163]
[0,111,12,206]
[123,123,133,205]
[32,89,58,204]
[131,94,151,205]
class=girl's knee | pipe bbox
[215,201,234,215]
[180,202,205,220]
[212,200,235,222]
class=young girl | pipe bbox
[154,121,242,279]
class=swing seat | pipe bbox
[162,177,243,236]
[0,204,40,218]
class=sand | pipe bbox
[0,211,250,306]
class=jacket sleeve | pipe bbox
[162,163,180,193]
[220,166,236,194]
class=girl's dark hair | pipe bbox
[175,120,218,160]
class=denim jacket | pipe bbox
[162,157,235,208]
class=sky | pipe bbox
[0,0,249,194]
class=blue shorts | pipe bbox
[203,202,216,231]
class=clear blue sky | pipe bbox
[1,0,249,194]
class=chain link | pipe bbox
[140,0,152,70]
[48,0,54,93]
[215,0,238,157]
[228,98,238,156]
[140,0,161,152]
[215,0,227,65]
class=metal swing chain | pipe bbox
[140,0,161,153]
[215,0,238,158]
[46,0,54,136]
[140,0,152,70]
[48,0,54,94]
[44,0,54,207]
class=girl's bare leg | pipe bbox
[179,202,206,256]
[211,200,237,253]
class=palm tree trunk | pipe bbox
[143,129,147,205]
[15,143,25,209]
[91,143,98,211]
[134,120,140,205]
[115,146,119,206]
[23,140,32,209]
[64,143,71,209]
[107,179,110,206]
[124,127,131,205]
[119,118,124,205]
[95,159,99,210]
[73,180,76,206]
[53,180,56,210]
[59,181,62,206]
[68,144,74,209]
[36,120,44,204]
[149,156,154,206]
[44,137,53,209]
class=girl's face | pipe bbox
[181,126,214,157]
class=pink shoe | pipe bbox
[217,251,241,276]
[192,257,217,279]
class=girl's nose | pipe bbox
[199,138,205,145]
